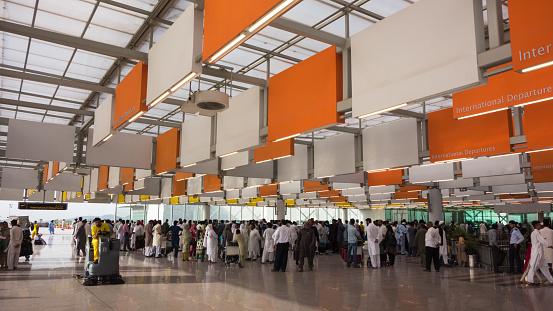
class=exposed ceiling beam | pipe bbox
[384,109,425,119]
[0,20,148,61]
[327,126,361,134]
[270,17,347,47]
[96,0,173,25]
[0,98,95,116]
[0,68,115,94]
[328,0,384,21]
[241,43,302,63]
[0,87,84,106]
[202,66,267,87]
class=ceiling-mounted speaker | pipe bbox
[181,90,230,117]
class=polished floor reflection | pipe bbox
[1,232,551,311]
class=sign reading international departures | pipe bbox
[18,202,68,210]
[452,65,553,119]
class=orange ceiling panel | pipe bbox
[428,107,512,162]
[120,168,135,185]
[259,183,278,197]
[524,99,553,151]
[123,182,134,192]
[155,128,180,175]
[173,176,187,197]
[329,196,347,203]
[267,47,344,142]
[203,175,222,193]
[42,163,49,184]
[366,170,403,187]
[413,198,428,203]
[113,61,148,129]
[98,166,109,191]
[303,181,329,192]
[318,190,340,198]
[175,172,194,181]
[399,185,428,192]
[509,0,553,72]
[254,139,294,163]
[452,64,553,119]
[394,191,419,200]
[52,162,60,177]
[203,0,287,62]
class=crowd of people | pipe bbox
[2,215,552,286]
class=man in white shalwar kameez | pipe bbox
[262,225,275,263]
[525,221,553,285]
[204,224,218,263]
[289,222,299,248]
[439,221,449,265]
[248,225,261,260]
[366,219,380,268]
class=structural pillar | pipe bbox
[202,204,211,221]
[342,208,348,222]
[428,187,444,222]
[276,199,286,220]
[538,212,545,222]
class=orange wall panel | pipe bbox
[203,175,222,193]
[428,107,512,162]
[366,170,403,187]
[52,162,60,177]
[399,185,427,192]
[124,182,134,192]
[524,99,553,151]
[113,61,148,129]
[452,65,553,119]
[509,0,553,71]
[254,139,294,163]
[259,184,278,197]
[173,176,187,197]
[98,166,109,191]
[303,181,329,192]
[155,128,180,175]
[268,47,343,142]
[203,0,282,61]
[329,196,346,203]
[120,167,135,185]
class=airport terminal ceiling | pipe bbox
[1,0,547,212]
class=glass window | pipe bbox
[219,205,231,221]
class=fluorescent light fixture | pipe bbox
[366,168,390,173]
[220,151,238,158]
[521,60,553,73]
[248,0,295,33]
[181,163,197,168]
[149,91,170,108]
[514,96,553,108]
[273,133,301,142]
[318,175,335,178]
[527,147,553,153]
[102,133,114,142]
[209,34,246,63]
[357,103,408,119]
[170,72,198,92]
[222,167,236,171]
[457,107,508,120]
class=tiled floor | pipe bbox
[1,232,551,311]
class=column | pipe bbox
[202,204,211,221]
[276,199,286,220]
[428,187,444,222]
[342,208,348,221]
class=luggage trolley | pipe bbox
[340,241,364,266]
[224,242,240,267]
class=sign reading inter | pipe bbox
[509,0,553,73]
[18,202,68,210]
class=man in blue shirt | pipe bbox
[508,220,524,274]
[346,219,361,268]
[169,221,183,258]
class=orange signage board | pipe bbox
[509,0,553,72]
[120,167,135,185]
[523,99,553,151]
[52,162,60,177]
[203,0,298,62]
[530,150,553,183]
[366,170,403,187]
[42,163,49,184]
[155,128,180,175]
[428,108,512,162]
[203,175,222,193]
[113,61,148,130]
[254,139,294,163]
[123,182,134,192]
[268,47,343,142]
[452,65,553,119]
